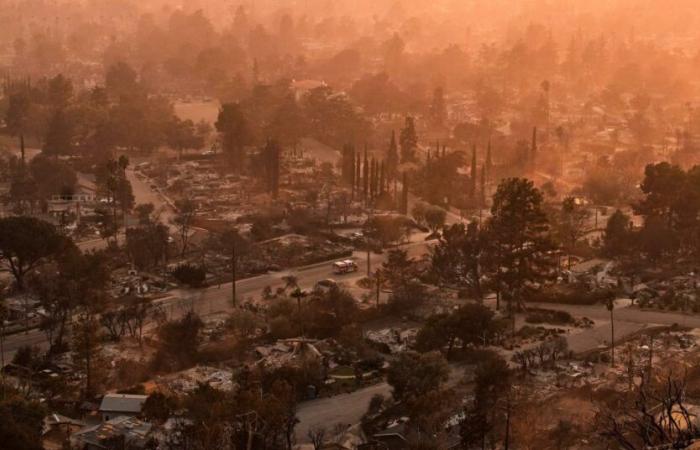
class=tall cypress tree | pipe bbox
[272,141,279,198]
[486,138,493,182]
[531,126,537,170]
[263,139,280,198]
[356,151,362,195]
[379,161,385,196]
[426,149,432,190]
[350,145,356,199]
[399,116,418,163]
[387,131,399,181]
[393,178,398,207]
[341,144,350,183]
[480,164,486,207]
[370,158,376,200]
[349,144,357,184]
[471,144,478,199]
[372,158,378,199]
[363,147,369,203]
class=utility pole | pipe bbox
[238,410,258,450]
[292,288,307,336]
[647,334,654,382]
[611,307,615,366]
[231,244,237,308]
[0,310,5,399]
[366,242,371,277]
[595,207,598,229]
[607,297,615,366]
[367,202,373,276]
[504,394,511,450]
[375,270,381,308]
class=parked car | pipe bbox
[315,278,338,291]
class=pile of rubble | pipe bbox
[254,339,324,369]
[365,328,418,354]
[255,234,353,268]
[632,275,700,311]
[155,365,236,394]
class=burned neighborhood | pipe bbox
[4,1,700,449]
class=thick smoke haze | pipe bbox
[5,1,700,450]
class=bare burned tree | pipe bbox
[598,372,699,449]
[307,425,326,450]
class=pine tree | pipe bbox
[489,178,551,313]
[44,109,73,156]
[429,86,447,127]
[216,103,252,172]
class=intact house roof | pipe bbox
[99,393,147,414]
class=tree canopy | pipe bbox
[0,216,72,289]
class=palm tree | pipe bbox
[290,287,307,336]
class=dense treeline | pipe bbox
[5,0,700,142]
[1,65,206,160]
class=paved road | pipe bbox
[295,301,700,442]
[1,236,431,362]
[2,170,437,361]
[156,237,432,322]
[73,169,175,253]
[529,301,700,329]
[295,363,466,443]
[525,301,700,354]
[8,174,693,439]
[296,382,391,441]
[1,327,49,362]
[127,169,176,230]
